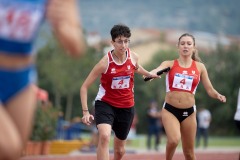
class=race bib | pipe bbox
[0,1,43,41]
[172,73,193,91]
[111,76,130,89]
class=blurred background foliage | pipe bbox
[36,34,240,136]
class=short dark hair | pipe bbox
[110,24,131,41]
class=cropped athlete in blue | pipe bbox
[0,0,85,159]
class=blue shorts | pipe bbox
[0,65,37,104]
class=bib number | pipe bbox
[172,73,193,91]
[111,76,130,89]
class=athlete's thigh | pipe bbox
[162,108,181,141]
[180,112,197,150]
[97,123,112,137]
[5,84,37,142]
[113,107,134,140]
[0,103,24,158]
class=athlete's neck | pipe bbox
[178,58,192,68]
[112,51,126,63]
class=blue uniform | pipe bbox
[0,0,47,55]
[0,0,47,104]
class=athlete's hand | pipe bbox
[149,72,160,79]
[143,72,160,81]
[81,112,94,125]
[218,94,226,103]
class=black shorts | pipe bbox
[163,102,196,123]
[95,100,134,140]
[235,120,240,131]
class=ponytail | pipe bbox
[192,48,202,62]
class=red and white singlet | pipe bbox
[166,60,200,94]
[95,48,137,108]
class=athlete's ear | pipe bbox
[111,40,114,47]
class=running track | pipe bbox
[20,149,240,160]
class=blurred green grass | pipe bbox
[124,135,240,149]
[82,133,240,149]
[208,137,240,147]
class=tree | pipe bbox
[196,44,240,135]
[37,36,99,120]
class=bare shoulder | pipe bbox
[99,54,108,64]
[195,61,206,73]
[129,50,139,66]
[130,51,139,60]
[96,54,109,73]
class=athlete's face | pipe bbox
[178,36,195,57]
[112,36,130,55]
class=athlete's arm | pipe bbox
[144,61,172,81]
[131,51,158,77]
[199,62,226,102]
[46,0,86,57]
[151,61,173,74]
[80,56,108,125]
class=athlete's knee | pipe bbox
[115,147,126,158]
[0,137,23,160]
[167,137,180,148]
[99,132,111,146]
[183,149,195,160]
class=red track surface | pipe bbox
[20,149,240,160]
